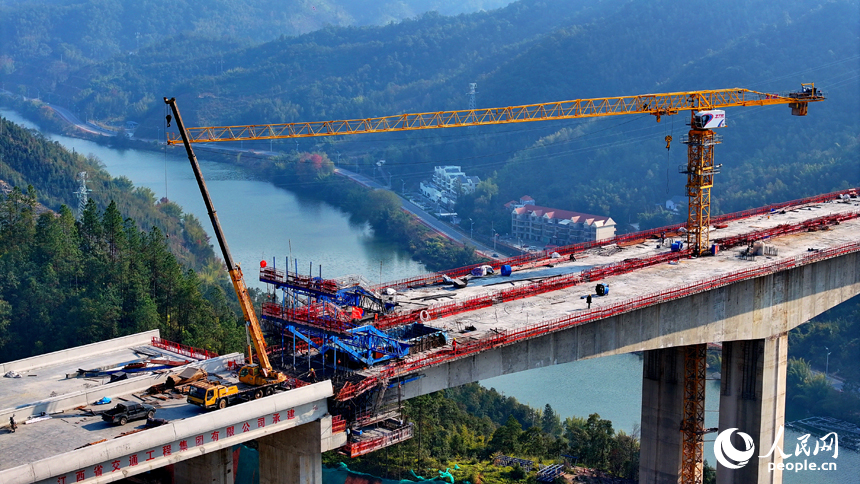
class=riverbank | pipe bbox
[0,95,486,272]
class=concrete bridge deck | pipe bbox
[0,331,343,484]
[334,196,860,397]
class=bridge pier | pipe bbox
[717,335,788,484]
[258,419,323,484]
[173,448,234,484]
[639,346,687,484]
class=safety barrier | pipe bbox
[373,187,857,292]
[150,337,218,360]
[332,415,347,433]
[262,301,354,334]
[373,249,689,330]
[347,424,414,457]
[337,240,860,400]
[713,210,860,250]
[370,206,860,331]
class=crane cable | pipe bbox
[665,114,675,194]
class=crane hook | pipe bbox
[664,135,672,151]
[166,114,172,128]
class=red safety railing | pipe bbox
[151,337,218,360]
[347,424,414,457]
[713,211,860,250]
[337,240,860,401]
[372,188,858,292]
[332,415,347,434]
[373,207,855,331]
[373,249,690,330]
[262,301,355,333]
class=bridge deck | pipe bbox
[337,196,859,398]
[0,335,238,473]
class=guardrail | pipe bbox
[373,187,857,292]
[151,337,218,360]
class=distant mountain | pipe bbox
[1,0,857,232]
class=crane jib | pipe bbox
[165,87,823,145]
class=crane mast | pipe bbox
[166,85,823,255]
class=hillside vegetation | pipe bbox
[0,116,245,360]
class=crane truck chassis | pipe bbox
[187,370,289,410]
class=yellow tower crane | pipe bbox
[166,84,824,256]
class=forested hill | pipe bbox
[0,116,215,269]
[0,0,512,69]
[1,0,857,235]
[0,117,246,361]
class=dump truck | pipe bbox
[101,402,156,426]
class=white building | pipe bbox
[432,166,480,199]
[666,195,687,213]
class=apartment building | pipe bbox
[509,196,616,245]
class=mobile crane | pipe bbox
[164,85,823,479]
[164,98,288,410]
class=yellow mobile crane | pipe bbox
[165,84,823,256]
[164,98,287,411]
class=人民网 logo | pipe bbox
[714,428,756,469]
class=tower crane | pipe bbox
[165,84,823,256]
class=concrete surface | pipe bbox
[0,380,333,484]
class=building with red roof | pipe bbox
[510,197,615,245]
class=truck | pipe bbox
[101,402,156,426]
[187,372,288,410]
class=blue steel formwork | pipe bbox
[283,324,413,368]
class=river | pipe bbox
[2,109,856,483]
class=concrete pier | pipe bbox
[639,347,686,484]
[259,419,323,484]
[717,335,788,484]
[174,448,233,484]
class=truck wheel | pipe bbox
[218,399,227,409]
[147,410,155,419]
[264,387,273,396]
[119,417,128,426]
[253,389,263,400]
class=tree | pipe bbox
[488,415,523,455]
[541,403,563,438]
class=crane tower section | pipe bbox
[682,110,726,254]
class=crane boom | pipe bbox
[164,97,275,378]
[165,87,822,145]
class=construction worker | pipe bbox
[452,338,458,354]
[308,367,317,383]
[586,294,592,309]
